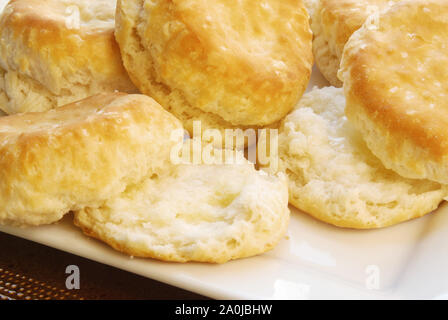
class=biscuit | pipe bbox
[0,0,137,114]
[302,0,318,17]
[74,155,290,264]
[277,87,447,229]
[115,0,313,133]
[0,93,183,226]
[340,0,448,184]
[310,0,398,86]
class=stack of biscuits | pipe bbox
[0,0,447,263]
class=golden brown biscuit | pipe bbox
[74,154,290,264]
[115,0,313,133]
[277,87,447,229]
[0,0,137,114]
[310,0,398,86]
[0,93,182,226]
[340,0,448,184]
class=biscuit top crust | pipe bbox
[0,92,181,150]
[340,0,448,159]
[0,0,128,95]
[0,92,124,138]
[0,92,183,226]
[4,0,115,32]
[126,0,313,126]
[319,0,397,60]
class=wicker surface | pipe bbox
[0,267,81,300]
[0,232,207,300]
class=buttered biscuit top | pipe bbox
[115,0,313,129]
[0,0,137,114]
[340,0,448,184]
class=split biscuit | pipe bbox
[277,87,447,229]
[115,0,313,134]
[340,0,448,184]
[74,154,290,264]
[0,93,182,226]
[0,0,137,114]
